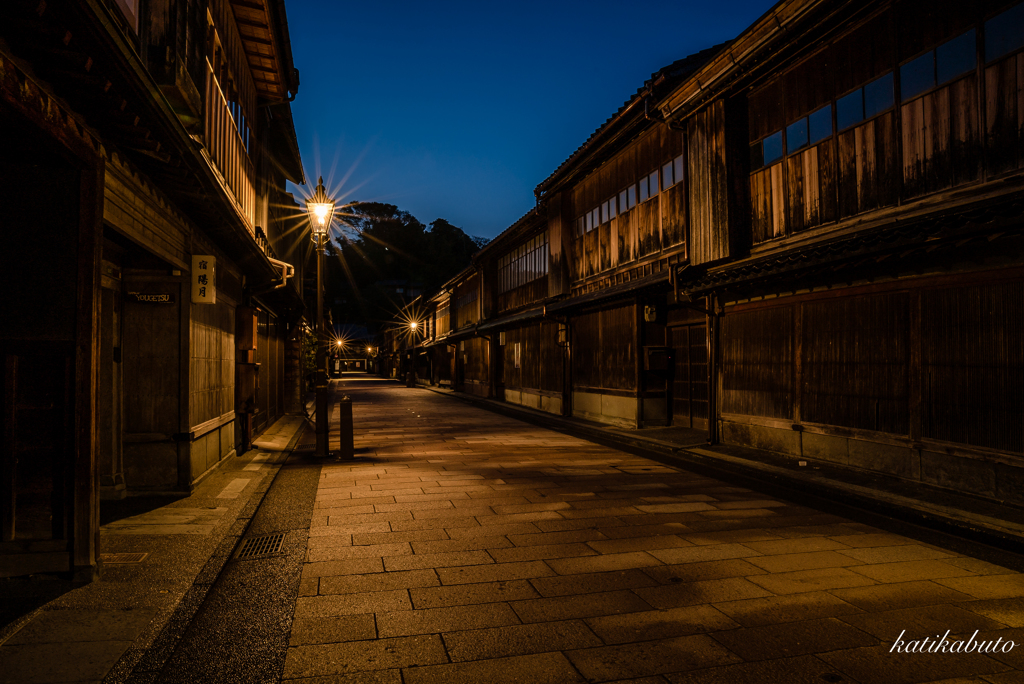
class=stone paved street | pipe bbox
[282,377,1024,684]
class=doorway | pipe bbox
[669,323,709,430]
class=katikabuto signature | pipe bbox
[891,630,1017,654]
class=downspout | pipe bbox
[707,291,721,445]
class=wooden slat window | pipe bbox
[922,281,1024,453]
[900,29,982,198]
[722,307,793,419]
[802,293,910,435]
[983,2,1024,176]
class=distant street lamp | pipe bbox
[305,176,335,458]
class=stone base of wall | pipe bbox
[504,388,562,415]
[572,391,636,428]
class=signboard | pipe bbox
[191,255,216,304]
[127,292,175,304]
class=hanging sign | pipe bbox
[191,255,216,304]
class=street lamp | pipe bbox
[305,176,335,458]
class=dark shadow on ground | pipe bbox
[0,575,74,631]
[100,494,188,526]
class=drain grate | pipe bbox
[100,552,148,564]
[236,533,286,559]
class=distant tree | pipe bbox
[322,203,487,331]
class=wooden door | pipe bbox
[670,324,709,429]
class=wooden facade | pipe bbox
[1,0,306,579]
[395,0,1024,507]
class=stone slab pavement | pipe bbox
[285,375,1024,684]
[0,413,308,684]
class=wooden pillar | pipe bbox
[72,156,104,582]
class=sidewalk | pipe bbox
[423,385,1024,555]
[284,377,1024,683]
[0,414,308,684]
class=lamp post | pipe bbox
[305,176,335,458]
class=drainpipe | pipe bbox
[707,292,720,445]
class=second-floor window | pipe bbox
[499,231,549,293]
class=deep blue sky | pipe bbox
[286,0,776,240]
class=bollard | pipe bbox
[336,395,354,459]
[406,370,415,388]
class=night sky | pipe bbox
[286,0,776,240]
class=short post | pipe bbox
[336,395,354,459]
[406,370,415,388]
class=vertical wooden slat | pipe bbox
[770,163,785,238]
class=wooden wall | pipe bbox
[748,0,1024,246]
[189,298,235,429]
[570,126,685,282]
[688,100,731,265]
[501,322,562,394]
[722,273,1024,456]
[572,304,636,392]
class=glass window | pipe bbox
[762,131,783,165]
[662,161,674,190]
[619,189,628,212]
[836,88,864,131]
[585,211,593,232]
[808,104,832,144]
[786,118,808,153]
[649,170,658,197]
[627,185,637,209]
[937,29,976,84]
[900,52,935,101]
[600,202,608,224]
[864,72,894,118]
[673,155,684,187]
[639,177,649,203]
[986,3,1024,63]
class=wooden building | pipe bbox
[1,0,306,579]
[401,0,1024,507]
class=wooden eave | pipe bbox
[230,0,287,101]
[0,0,281,283]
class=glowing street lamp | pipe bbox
[305,176,336,458]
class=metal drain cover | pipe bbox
[100,553,148,564]
[236,533,286,559]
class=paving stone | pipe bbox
[962,598,1024,627]
[319,569,440,595]
[587,535,693,554]
[746,567,878,594]
[739,537,853,555]
[817,643,1010,684]
[303,558,384,578]
[411,536,513,554]
[376,603,521,637]
[442,619,602,662]
[402,651,585,684]
[283,668,403,683]
[642,558,767,585]
[507,529,608,546]
[435,560,556,585]
[711,616,877,660]
[289,614,377,645]
[646,543,762,565]
[488,542,598,563]
[664,654,851,684]
[849,560,979,583]
[384,550,495,571]
[935,575,1024,600]
[546,551,663,575]
[294,589,412,618]
[283,635,448,678]
[0,641,135,684]
[510,590,653,623]
[836,544,958,564]
[599,523,694,539]
[448,523,541,538]
[306,542,412,563]
[585,604,739,644]
[826,533,919,548]
[351,529,449,545]
[529,569,660,597]
[535,516,628,532]
[566,634,741,681]
[411,580,540,608]
[830,580,977,612]
[713,590,864,627]
[840,603,1010,641]
[745,550,865,573]
[636,577,774,609]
